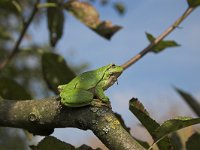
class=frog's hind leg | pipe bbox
[60,89,93,107]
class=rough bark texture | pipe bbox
[0,97,145,150]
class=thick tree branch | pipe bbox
[0,97,145,150]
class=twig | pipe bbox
[121,7,195,70]
[0,0,39,70]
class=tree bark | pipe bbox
[0,97,145,150]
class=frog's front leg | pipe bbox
[60,89,94,107]
[94,86,109,103]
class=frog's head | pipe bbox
[101,64,123,90]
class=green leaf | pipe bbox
[186,132,200,150]
[41,52,75,94]
[0,0,22,14]
[76,144,102,150]
[170,133,183,150]
[30,136,75,150]
[154,117,200,141]
[146,32,180,53]
[93,21,122,40]
[113,2,126,15]
[0,27,12,41]
[129,98,172,150]
[129,98,159,133]
[47,0,64,47]
[0,77,31,100]
[65,0,100,28]
[175,87,200,116]
[0,49,8,60]
[187,0,200,7]
[64,0,121,40]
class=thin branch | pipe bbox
[0,97,145,150]
[0,0,39,70]
[121,7,195,70]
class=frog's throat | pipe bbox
[103,75,118,90]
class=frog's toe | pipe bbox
[101,96,109,103]
[91,99,111,108]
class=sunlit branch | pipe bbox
[121,7,195,70]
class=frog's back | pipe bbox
[67,65,109,90]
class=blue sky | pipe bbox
[29,0,200,148]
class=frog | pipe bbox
[58,64,123,107]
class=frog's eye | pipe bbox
[111,64,116,67]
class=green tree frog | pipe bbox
[58,64,123,107]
